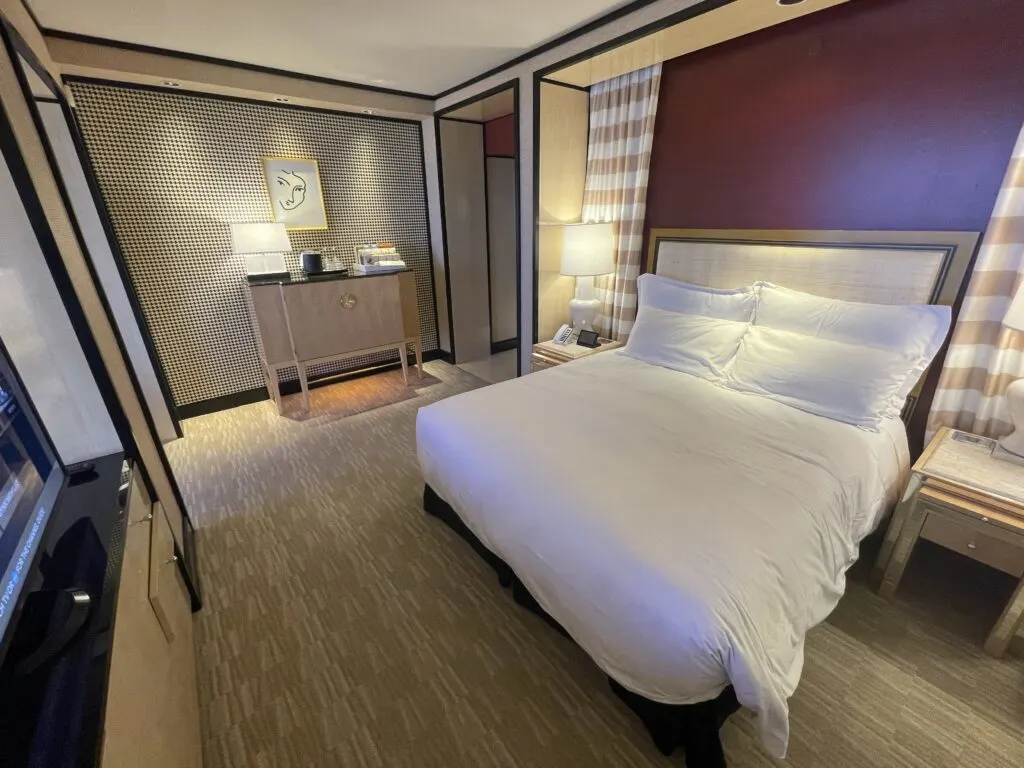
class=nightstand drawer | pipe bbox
[531,355,559,373]
[921,513,1024,577]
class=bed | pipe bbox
[416,229,979,766]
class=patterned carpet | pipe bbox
[166,362,1024,768]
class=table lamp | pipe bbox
[560,222,615,332]
[231,222,290,280]
[998,283,1024,458]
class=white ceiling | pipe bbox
[28,0,631,95]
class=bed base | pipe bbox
[423,485,740,768]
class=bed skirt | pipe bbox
[423,484,741,768]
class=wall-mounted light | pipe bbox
[777,0,807,6]
[161,80,181,87]
[274,97,289,103]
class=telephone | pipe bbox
[552,324,580,345]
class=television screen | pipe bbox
[0,342,63,666]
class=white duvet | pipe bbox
[417,352,908,757]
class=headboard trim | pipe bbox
[645,228,980,308]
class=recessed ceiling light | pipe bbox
[361,108,375,115]
[161,80,181,87]
[274,97,289,102]
[777,0,807,5]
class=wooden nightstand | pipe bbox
[531,338,623,372]
[874,426,1024,656]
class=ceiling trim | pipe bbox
[538,76,589,92]
[41,29,435,101]
[534,0,733,79]
[62,74,426,128]
[435,78,518,119]
[431,0,667,100]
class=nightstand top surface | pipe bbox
[918,427,1024,509]
[533,338,623,362]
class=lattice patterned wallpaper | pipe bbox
[70,82,436,407]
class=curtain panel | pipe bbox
[930,124,1024,438]
[581,64,662,341]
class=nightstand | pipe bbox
[874,426,1024,656]
[531,338,623,372]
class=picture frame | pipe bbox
[261,156,328,230]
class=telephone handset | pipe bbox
[552,324,580,346]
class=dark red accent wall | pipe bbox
[645,0,1024,253]
[484,114,516,157]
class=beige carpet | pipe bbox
[166,362,1024,768]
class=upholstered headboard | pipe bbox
[645,228,981,452]
[646,229,979,307]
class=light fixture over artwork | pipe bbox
[230,222,291,279]
[560,222,615,332]
[997,285,1024,459]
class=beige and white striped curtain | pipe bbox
[581,64,662,340]
[930,124,1024,438]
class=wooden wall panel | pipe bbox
[440,119,491,362]
[537,82,589,342]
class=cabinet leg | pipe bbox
[268,366,283,415]
[298,364,310,411]
[985,575,1024,657]
[878,499,926,600]
[873,474,924,588]
[399,345,409,385]
[413,338,423,379]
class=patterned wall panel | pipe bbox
[69,82,436,407]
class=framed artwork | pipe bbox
[261,156,328,230]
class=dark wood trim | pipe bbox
[432,0,667,100]
[485,153,516,159]
[177,350,448,418]
[433,115,458,360]
[418,121,442,360]
[539,77,590,92]
[482,141,495,345]
[490,338,518,354]
[42,29,434,101]
[510,80,523,377]
[435,80,517,119]
[534,0,736,80]
[176,386,269,419]
[438,115,485,125]
[531,74,542,347]
[19,0,44,32]
[63,75,424,127]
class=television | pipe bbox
[0,339,64,669]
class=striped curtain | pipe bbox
[581,64,662,340]
[929,124,1024,438]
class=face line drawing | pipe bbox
[275,169,307,211]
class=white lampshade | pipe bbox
[560,222,615,277]
[1005,284,1024,332]
[230,222,290,254]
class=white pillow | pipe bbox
[638,273,756,321]
[727,326,919,429]
[754,282,952,413]
[625,305,750,381]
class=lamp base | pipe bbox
[569,275,600,332]
[997,378,1024,459]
